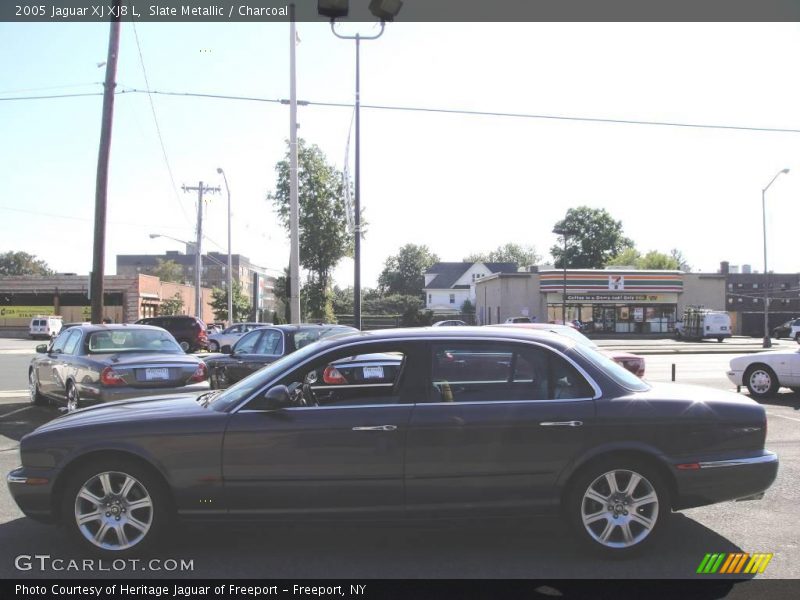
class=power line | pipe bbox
[131,23,192,228]
[0,82,102,94]
[0,204,187,230]
[6,86,800,135]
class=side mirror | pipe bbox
[263,385,291,410]
[221,344,233,354]
[35,344,48,354]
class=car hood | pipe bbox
[730,350,799,368]
[34,393,210,433]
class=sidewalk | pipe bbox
[593,336,794,355]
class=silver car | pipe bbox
[207,322,269,352]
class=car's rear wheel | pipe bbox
[29,370,47,406]
[62,459,166,556]
[744,364,779,400]
[567,459,669,557]
[208,340,219,352]
[65,382,82,412]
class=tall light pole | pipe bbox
[762,168,790,348]
[217,168,234,326]
[288,4,301,324]
[553,226,572,324]
[320,0,402,330]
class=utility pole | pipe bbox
[288,3,301,324]
[182,181,220,320]
[90,0,121,324]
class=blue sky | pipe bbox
[3,22,800,286]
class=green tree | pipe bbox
[159,293,185,316]
[378,244,440,297]
[551,207,634,268]
[464,243,540,267]
[670,248,691,272]
[269,139,352,320]
[460,299,476,315]
[153,258,183,283]
[364,293,423,315]
[210,281,251,322]
[605,248,685,270]
[332,285,354,316]
[0,251,53,276]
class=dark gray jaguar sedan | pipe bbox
[9,327,777,557]
[28,324,210,412]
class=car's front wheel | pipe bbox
[745,364,779,400]
[567,459,669,557]
[62,459,167,556]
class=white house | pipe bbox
[424,261,519,312]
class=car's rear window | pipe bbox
[572,345,650,392]
[88,329,182,354]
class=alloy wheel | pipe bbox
[74,471,153,551]
[580,469,659,549]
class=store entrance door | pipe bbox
[592,306,616,333]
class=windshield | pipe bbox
[208,339,328,412]
[572,344,650,392]
[88,329,182,354]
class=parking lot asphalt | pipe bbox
[0,336,797,579]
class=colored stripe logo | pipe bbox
[697,552,773,574]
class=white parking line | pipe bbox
[766,411,800,423]
[0,406,32,420]
[0,390,28,398]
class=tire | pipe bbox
[65,382,81,412]
[208,340,219,352]
[28,369,47,406]
[744,364,779,400]
[62,458,167,556]
[178,340,191,353]
[566,458,670,558]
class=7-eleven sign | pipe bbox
[609,275,624,290]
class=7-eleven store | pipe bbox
[541,270,683,334]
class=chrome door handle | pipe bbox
[540,421,583,427]
[352,425,397,431]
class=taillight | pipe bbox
[323,366,348,385]
[189,362,207,383]
[100,367,125,386]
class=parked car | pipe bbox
[727,349,800,399]
[504,316,534,323]
[10,326,776,557]
[771,318,800,341]
[134,315,208,353]
[431,319,467,327]
[29,315,62,340]
[491,322,646,377]
[28,324,209,412]
[306,352,404,405]
[207,322,268,352]
[204,323,358,389]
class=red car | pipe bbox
[490,322,645,377]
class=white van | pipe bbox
[29,315,63,340]
[675,309,732,342]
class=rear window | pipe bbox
[88,329,182,354]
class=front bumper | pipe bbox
[673,451,778,510]
[7,466,59,523]
[726,370,743,386]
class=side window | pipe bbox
[51,330,74,353]
[62,330,81,355]
[234,330,262,354]
[254,330,283,355]
[430,342,592,403]
[243,343,420,410]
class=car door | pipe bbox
[38,330,76,398]
[221,340,427,515]
[223,328,284,384]
[49,329,83,400]
[404,340,597,516]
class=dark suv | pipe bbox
[134,315,208,352]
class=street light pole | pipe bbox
[553,227,571,324]
[762,168,790,348]
[217,168,233,326]
[329,21,386,331]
